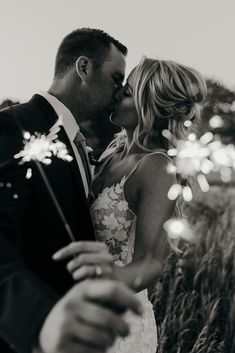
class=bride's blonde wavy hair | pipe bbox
[105,56,207,155]
[101,57,207,251]
[102,57,207,237]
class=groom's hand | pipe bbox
[53,242,115,281]
[38,279,142,353]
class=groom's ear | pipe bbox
[75,56,93,83]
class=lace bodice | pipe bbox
[90,151,172,265]
[90,175,136,266]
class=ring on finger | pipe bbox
[93,264,103,278]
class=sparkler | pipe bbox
[14,116,73,166]
[163,218,195,252]
[14,116,76,242]
[163,121,235,202]
[163,130,214,201]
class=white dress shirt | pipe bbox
[38,91,89,197]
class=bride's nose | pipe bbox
[115,86,125,102]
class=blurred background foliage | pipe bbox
[201,80,235,144]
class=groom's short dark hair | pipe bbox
[54,28,127,78]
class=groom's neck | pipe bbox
[48,80,85,124]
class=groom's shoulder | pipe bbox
[0,102,25,132]
[0,95,44,131]
[0,99,34,120]
[0,98,46,166]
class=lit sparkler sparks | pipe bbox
[209,115,223,129]
[163,127,235,201]
[14,130,73,166]
[164,218,195,241]
[163,218,196,254]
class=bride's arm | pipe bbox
[114,153,177,292]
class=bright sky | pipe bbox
[0,0,234,102]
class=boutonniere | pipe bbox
[86,146,93,154]
[86,146,103,166]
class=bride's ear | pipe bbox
[75,56,93,83]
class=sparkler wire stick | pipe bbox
[35,161,76,242]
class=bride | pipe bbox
[54,56,207,352]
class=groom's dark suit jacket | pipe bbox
[0,94,95,353]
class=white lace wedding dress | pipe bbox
[90,167,158,353]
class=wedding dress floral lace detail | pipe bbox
[90,169,158,353]
[91,175,136,266]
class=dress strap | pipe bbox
[124,151,172,184]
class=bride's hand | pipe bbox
[52,241,115,281]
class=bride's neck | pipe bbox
[118,143,144,160]
[120,129,164,159]
[125,128,134,147]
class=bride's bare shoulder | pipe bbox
[136,152,176,187]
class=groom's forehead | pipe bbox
[102,43,126,76]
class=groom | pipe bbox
[0,28,139,353]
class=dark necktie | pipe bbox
[73,130,92,188]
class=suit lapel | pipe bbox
[29,94,87,202]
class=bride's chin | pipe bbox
[109,113,121,126]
